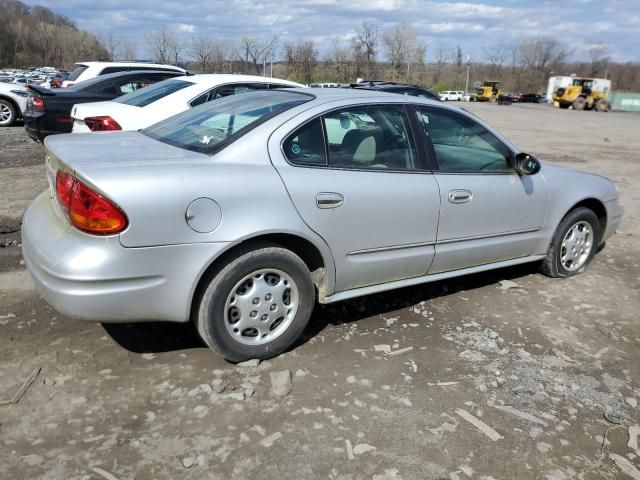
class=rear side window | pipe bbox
[212,83,269,100]
[323,105,417,170]
[283,118,326,165]
[67,65,88,81]
[100,66,127,75]
[116,79,194,107]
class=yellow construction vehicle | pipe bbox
[472,81,504,102]
[552,77,610,111]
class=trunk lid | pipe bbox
[71,101,140,130]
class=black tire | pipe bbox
[0,98,17,127]
[595,99,610,112]
[572,96,586,111]
[195,246,315,362]
[541,207,601,278]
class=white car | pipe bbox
[62,61,186,88]
[0,82,28,126]
[439,90,464,101]
[71,74,305,133]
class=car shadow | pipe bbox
[102,262,541,355]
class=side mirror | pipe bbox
[515,152,541,175]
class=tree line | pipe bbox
[142,22,640,93]
[1,0,638,93]
[0,0,108,69]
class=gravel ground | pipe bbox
[1,104,639,480]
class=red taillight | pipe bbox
[84,116,122,132]
[56,170,74,211]
[55,170,127,235]
[31,95,45,111]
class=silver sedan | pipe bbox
[22,89,624,362]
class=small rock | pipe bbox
[43,377,56,386]
[260,432,282,447]
[498,280,520,290]
[199,384,213,395]
[270,370,291,396]
[226,392,246,401]
[182,457,195,468]
[141,353,156,360]
[626,397,638,409]
[211,378,225,393]
[294,369,308,377]
[496,377,505,388]
[237,359,260,368]
[353,443,377,455]
[193,405,209,418]
[488,331,499,339]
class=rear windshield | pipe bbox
[116,79,194,107]
[67,65,88,81]
[143,90,312,154]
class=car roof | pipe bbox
[279,87,445,106]
[75,61,185,71]
[70,70,183,89]
[177,74,303,86]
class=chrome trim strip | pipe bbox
[348,241,436,256]
[437,227,541,245]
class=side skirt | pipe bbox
[319,255,545,304]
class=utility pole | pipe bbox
[465,55,471,94]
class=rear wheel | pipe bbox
[572,96,586,110]
[0,99,17,126]
[195,246,315,362]
[541,207,601,278]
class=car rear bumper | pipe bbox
[23,111,72,142]
[22,191,230,323]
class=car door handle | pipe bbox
[448,189,473,204]
[316,192,344,209]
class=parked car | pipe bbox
[439,90,464,101]
[0,82,28,126]
[520,93,546,103]
[24,70,184,142]
[351,81,441,101]
[22,89,623,362]
[71,74,304,133]
[62,61,186,88]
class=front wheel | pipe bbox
[541,207,601,278]
[195,246,315,362]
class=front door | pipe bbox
[269,103,441,292]
[413,105,549,273]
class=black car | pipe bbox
[24,70,184,142]
[519,93,546,103]
[351,81,441,102]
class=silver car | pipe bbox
[22,89,623,362]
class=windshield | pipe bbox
[116,79,194,107]
[67,65,88,81]
[143,90,313,154]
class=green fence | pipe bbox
[610,92,640,112]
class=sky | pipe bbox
[25,0,640,63]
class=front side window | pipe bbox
[416,107,512,172]
[116,79,194,107]
[143,90,312,154]
[323,105,417,170]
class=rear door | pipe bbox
[269,102,441,293]
[413,105,549,273]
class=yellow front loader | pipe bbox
[472,81,504,102]
[552,78,610,112]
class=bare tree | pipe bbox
[189,35,214,72]
[383,22,425,82]
[517,37,571,90]
[328,40,353,82]
[145,25,176,64]
[119,38,136,61]
[284,40,318,84]
[103,33,119,61]
[240,36,278,74]
[352,21,378,79]
[432,42,452,84]
[588,43,610,78]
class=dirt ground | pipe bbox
[1,103,639,480]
